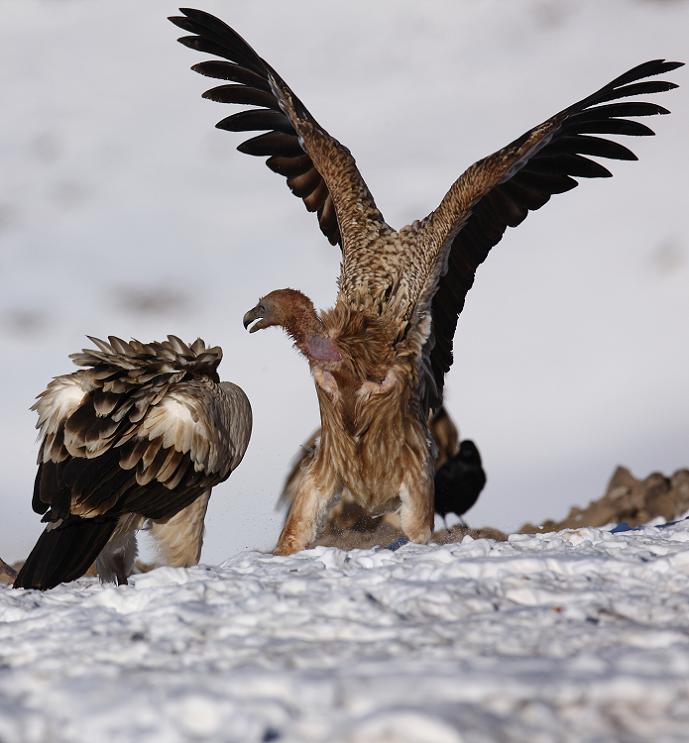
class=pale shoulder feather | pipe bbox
[33,371,94,464]
[137,378,252,479]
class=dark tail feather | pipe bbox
[14,517,117,590]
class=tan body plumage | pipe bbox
[306,301,433,540]
[15,336,252,590]
[172,8,682,553]
[280,407,460,534]
[148,490,211,568]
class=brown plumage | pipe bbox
[171,8,682,554]
[279,406,460,533]
[14,336,252,590]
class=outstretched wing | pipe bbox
[409,59,683,401]
[170,8,388,248]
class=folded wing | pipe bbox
[32,336,252,524]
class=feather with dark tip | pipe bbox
[203,85,279,108]
[217,109,295,134]
[237,132,305,157]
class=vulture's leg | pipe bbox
[275,467,337,556]
[399,462,434,545]
[150,491,211,567]
[96,516,139,584]
[113,554,129,586]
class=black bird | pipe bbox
[434,440,486,529]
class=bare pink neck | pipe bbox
[283,306,341,364]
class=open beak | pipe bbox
[242,303,267,333]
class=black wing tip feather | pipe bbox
[178,6,204,16]
[178,7,217,21]
[638,58,683,73]
[170,8,265,73]
[173,7,229,30]
[583,58,684,112]
[604,59,684,91]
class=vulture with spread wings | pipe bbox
[14,336,252,590]
[171,8,681,554]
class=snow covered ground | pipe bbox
[1,0,688,565]
[3,521,689,742]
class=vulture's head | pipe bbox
[242,288,312,334]
[243,289,341,364]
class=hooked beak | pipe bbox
[242,303,268,333]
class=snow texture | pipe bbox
[1,0,688,565]
[3,521,689,742]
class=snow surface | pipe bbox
[3,522,689,742]
[1,2,688,563]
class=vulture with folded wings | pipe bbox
[14,336,252,590]
[171,8,681,554]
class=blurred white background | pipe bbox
[1,0,687,564]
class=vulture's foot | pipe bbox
[114,554,129,586]
[273,535,304,557]
[403,524,432,545]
